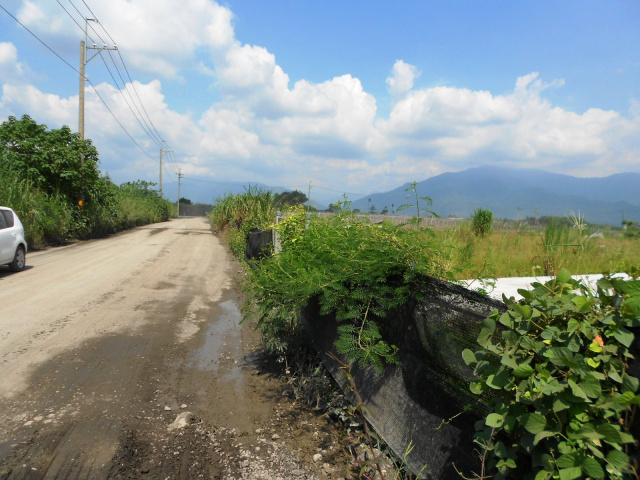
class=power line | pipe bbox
[0,4,80,74]
[55,1,167,151]
[71,0,168,148]
[1,4,157,160]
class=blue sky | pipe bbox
[1,1,639,204]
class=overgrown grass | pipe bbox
[0,170,174,248]
[433,220,640,279]
[208,186,277,258]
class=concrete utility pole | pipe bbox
[177,170,183,216]
[79,18,117,148]
[159,147,172,198]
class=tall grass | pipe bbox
[433,220,640,279]
[0,169,75,248]
[208,187,277,259]
[1,169,174,248]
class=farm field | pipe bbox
[430,221,640,280]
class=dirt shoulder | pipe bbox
[0,218,355,480]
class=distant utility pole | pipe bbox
[159,147,172,198]
[78,18,117,159]
[307,181,312,211]
[177,170,183,216]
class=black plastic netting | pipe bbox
[301,275,506,480]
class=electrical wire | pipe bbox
[75,0,168,148]
[0,4,156,160]
[58,0,167,150]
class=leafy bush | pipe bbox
[245,208,448,369]
[472,208,494,237]
[463,269,639,480]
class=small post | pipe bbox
[273,211,282,254]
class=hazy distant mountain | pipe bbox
[351,166,640,226]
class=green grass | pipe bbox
[432,220,640,279]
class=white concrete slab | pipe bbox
[461,273,630,302]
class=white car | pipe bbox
[0,206,27,272]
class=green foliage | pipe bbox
[623,221,640,239]
[1,115,172,245]
[245,208,447,367]
[0,114,100,204]
[472,208,494,237]
[463,269,640,480]
[274,189,308,208]
[208,187,277,258]
[396,181,437,226]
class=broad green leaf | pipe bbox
[567,318,580,332]
[477,318,496,346]
[613,327,634,348]
[461,348,476,366]
[558,467,582,480]
[567,334,582,352]
[521,413,547,434]
[534,471,552,480]
[542,379,566,395]
[580,374,602,399]
[513,364,534,378]
[620,432,635,444]
[622,295,640,317]
[556,268,572,284]
[557,454,580,468]
[568,379,589,401]
[500,354,519,369]
[607,367,622,383]
[486,367,511,390]
[486,413,505,427]
[595,423,622,444]
[470,381,485,395]
[622,374,639,393]
[581,456,604,479]
[533,430,556,445]
[610,278,640,295]
[553,395,572,412]
[572,296,594,313]
[606,449,629,469]
[541,327,561,341]
[586,357,601,368]
[498,311,514,328]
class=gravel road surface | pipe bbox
[0,217,348,479]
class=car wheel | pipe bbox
[9,245,25,272]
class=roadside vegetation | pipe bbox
[0,114,175,248]
[209,188,640,479]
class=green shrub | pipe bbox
[245,209,448,368]
[472,208,494,237]
[463,269,639,480]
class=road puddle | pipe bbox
[189,300,244,389]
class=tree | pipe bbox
[0,114,100,204]
[275,190,308,207]
[179,197,192,205]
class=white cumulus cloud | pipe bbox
[386,60,420,97]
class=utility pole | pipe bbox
[177,170,183,216]
[159,147,172,198]
[78,18,117,151]
[307,181,311,211]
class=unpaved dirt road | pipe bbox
[0,217,348,479]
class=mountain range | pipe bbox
[163,166,639,226]
[349,166,640,226]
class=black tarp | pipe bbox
[245,228,273,268]
[300,275,506,479]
